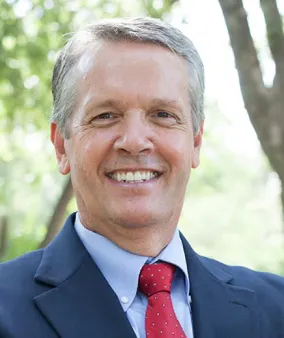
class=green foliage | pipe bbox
[141,0,179,18]
[0,0,74,130]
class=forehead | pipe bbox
[75,41,189,105]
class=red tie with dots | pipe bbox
[138,262,187,338]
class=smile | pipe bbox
[107,170,160,183]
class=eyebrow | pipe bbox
[83,99,123,116]
[84,97,183,114]
[149,98,182,110]
[86,98,123,108]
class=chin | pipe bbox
[113,211,160,228]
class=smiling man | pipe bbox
[53,39,202,258]
[0,17,284,338]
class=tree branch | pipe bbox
[39,177,73,248]
[218,0,272,144]
[260,0,284,90]
[218,0,268,102]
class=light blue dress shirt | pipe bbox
[75,213,194,338]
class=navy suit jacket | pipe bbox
[0,213,284,337]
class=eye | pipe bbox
[151,110,179,126]
[156,111,173,118]
[90,112,119,127]
[94,112,113,120]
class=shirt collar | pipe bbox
[74,213,190,311]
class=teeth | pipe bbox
[140,172,147,180]
[126,172,134,181]
[134,171,142,181]
[110,171,159,182]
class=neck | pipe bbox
[78,214,177,257]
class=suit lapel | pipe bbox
[180,233,260,338]
[34,214,136,338]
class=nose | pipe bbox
[113,112,154,155]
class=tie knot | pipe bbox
[138,262,176,297]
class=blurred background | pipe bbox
[1,0,284,274]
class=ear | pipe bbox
[50,122,70,175]
[191,120,204,169]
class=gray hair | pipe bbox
[51,17,205,137]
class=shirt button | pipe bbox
[121,296,129,304]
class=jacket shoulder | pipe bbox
[202,256,284,287]
[0,250,45,298]
[200,256,284,312]
[201,255,284,287]
[0,251,57,337]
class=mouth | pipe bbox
[106,170,162,183]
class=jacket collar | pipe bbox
[34,214,259,338]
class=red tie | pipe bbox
[138,262,187,338]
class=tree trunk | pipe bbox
[218,0,284,225]
[281,177,284,225]
[0,216,8,260]
[39,178,73,248]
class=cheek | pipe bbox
[76,131,102,157]
[160,133,193,170]
[72,131,114,172]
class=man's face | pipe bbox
[52,41,203,231]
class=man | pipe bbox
[0,17,284,338]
